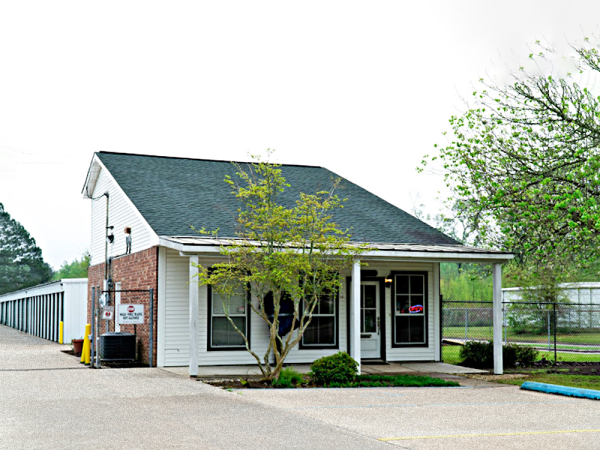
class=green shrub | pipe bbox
[513,344,539,367]
[502,343,519,368]
[281,367,304,384]
[271,377,292,388]
[459,341,493,368]
[309,351,358,386]
[459,341,538,369]
[271,366,304,388]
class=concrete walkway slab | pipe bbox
[0,326,84,371]
[162,364,313,378]
[401,362,488,374]
[161,361,487,378]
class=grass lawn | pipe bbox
[444,326,600,345]
[495,370,600,391]
[442,345,463,365]
[442,344,600,364]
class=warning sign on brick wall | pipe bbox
[118,304,144,324]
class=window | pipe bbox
[393,272,427,346]
[208,285,250,350]
[300,292,338,349]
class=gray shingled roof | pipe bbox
[96,151,459,246]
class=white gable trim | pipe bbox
[85,154,159,248]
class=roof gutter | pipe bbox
[158,237,514,264]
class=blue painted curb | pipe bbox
[521,381,600,400]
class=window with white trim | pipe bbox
[393,273,427,346]
[300,292,337,348]
[208,285,249,350]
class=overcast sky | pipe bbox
[1,1,598,270]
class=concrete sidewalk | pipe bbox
[161,361,487,378]
[0,325,83,371]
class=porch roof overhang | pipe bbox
[158,236,514,264]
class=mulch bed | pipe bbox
[463,359,600,376]
[549,362,600,376]
[204,379,294,389]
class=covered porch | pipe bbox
[159,237,513,376]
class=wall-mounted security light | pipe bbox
[385,275,393,288]
[107,226,114,244]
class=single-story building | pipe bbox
[83,151,512,374]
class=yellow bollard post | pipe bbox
[59,322,64,344]
[84,323,91,365]
[81,324,91,364]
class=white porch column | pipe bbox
[350,260,361,374]
[493,263,503,375]
[189,256,199,377]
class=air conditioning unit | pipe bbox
[99,332,136,361]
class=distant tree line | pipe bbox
[0,203,89,295]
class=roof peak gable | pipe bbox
[97,151,323,170]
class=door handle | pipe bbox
[377,316,380,335]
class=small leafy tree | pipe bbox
[505,267,570,334]
[52,251,90,280]
[195,154,365,380]
[420,38,600,277]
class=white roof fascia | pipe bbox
[88,154,160,247]
[0,280,63,302]
[0,279,91,303]
[359,250,513,263]
[158,237,513,264]
[81,154,102,198]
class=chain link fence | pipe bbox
[442,300,600,365]
[91,287,154,367]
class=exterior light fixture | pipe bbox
[385,277,393,288]
[107,226,114,244]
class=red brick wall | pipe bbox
[88,247,159,365]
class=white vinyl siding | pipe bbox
[159,252,439,366]
[162,249,192,366]
[89,163,156,265]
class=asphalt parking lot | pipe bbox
[1,325,600,449]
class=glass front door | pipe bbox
[361,281,380,359]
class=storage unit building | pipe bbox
[0,279,88,343]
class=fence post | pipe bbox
[503,305,506,345]
[547,310,551,352]
[97,286,102,369]
[91,287,95,369]
[591,289,594,330]
[440,295,443,363]
[553,303,557,364]
[149,288,154,368]
[465,309,468,343]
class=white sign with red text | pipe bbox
[118,304,144,324]
[102,307,114,321]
